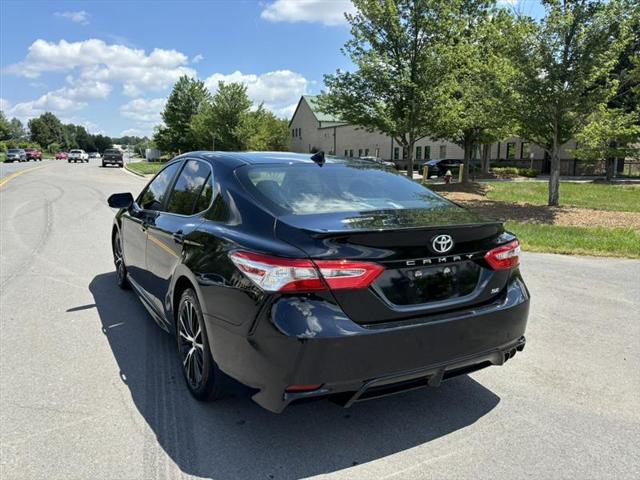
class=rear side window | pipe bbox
[139,161,182,211]
[166,160,213,215]
[239,163,450,215]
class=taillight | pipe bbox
[229,251,383,292]
[484,240,521,270]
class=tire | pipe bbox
[112,231,130,290]
[176,288,227,401]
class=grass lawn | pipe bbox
[487,182,640,213]
[507,222,640,258]
[126,161,166,175]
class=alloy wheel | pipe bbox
[178,299,205,389]
[113,234,126,285]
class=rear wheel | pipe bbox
[113,231,129,289]
[177,289,226,401]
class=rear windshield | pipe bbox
[104,149,120,154]
[238,163,451,215]
[8,149,22,153]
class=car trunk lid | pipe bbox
[275,207,512,324]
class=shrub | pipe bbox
[491,167,538,178]
[48,143,61,154]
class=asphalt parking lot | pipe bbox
[1,160,639,479]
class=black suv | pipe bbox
[108,152,529,413]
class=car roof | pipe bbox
[176,151,360,168]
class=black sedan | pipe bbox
[420,158,463,177]
[108,151,529,413]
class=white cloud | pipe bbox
[192,54,204,64]
[204,70,307,118]
[261,0,355,26]
[4,79,112,121]
[7,39,196,97]
[0,98,11,112]
[119,97,166,124]
[54,10,90,25]
[120,128,146,137]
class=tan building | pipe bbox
[289,95,579,174]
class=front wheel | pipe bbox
[176,289,227,401]
[113,231,130,289]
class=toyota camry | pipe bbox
[107,151,529,413]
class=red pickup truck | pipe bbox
[24,148,43,161]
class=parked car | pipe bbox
[419,158,464,177]
[5,148,26,162]
[359,156,397,169]
[102,149,123,168]
[55,151,68,160]
[24,148,43,161]
[89,152,101,159]
[107,152,529,413]
[68,149,89,163]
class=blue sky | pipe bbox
[0,0,543,138]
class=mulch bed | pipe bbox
[438,190,640,230]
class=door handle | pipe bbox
[173,231,184,245]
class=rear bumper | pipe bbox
[206,275,529,413]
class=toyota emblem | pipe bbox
[432,234,454,254]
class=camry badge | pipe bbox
[432,234,454,254]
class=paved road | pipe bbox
[0,159,58,180]
[1,160,639,479]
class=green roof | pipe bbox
[303,95,344,123]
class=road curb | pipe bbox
[0,164,51,188]
[122,164,150,180]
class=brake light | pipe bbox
[229,251,383,292]
[484,240,521,270]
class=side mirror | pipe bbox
[108,192,134,209]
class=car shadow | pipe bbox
[88,272,500,479]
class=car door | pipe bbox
[145,159,214,315]
[120,161,183,296]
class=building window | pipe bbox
[439,145,447,159]
[394,147,399,160]
[358,149,363,157]
[416,146,422,161]
[349,149,354,158]
[521,142,530,159]
[298,128,302,138]
[402,148,407,160]
[292,129,295,138]
[506,142,516,160]
[375,148,380,158]
[424,146,431,159]
[344,149,348,157]
[364,148,369,156]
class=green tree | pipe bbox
[190,81,252,151]
[93,134,113,152]
[155,75,210,154]
[435,6,525,180]
[513,0,632,206]
[0,111,10,141]
[320,0,461,177]
[575,105,640,179]
[238,105,290,151]
[28,112,65,148]
[8,118,26,140]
